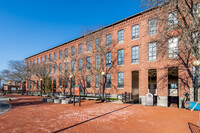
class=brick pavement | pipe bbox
[0,94,198,133]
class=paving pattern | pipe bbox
[0,94,198,133]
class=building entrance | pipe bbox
[132,71,139,103]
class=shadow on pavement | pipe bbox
[188,122,199,133]
[53,104,133,133]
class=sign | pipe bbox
[74,86,80,96]
[145,93,153,106]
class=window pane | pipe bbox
[106,74,111,88]
[54,52,56,61]
[132,46,139,63]
[96,75,100,88]
[96,38,100,49]
[106,52,111,67]
[87,42,91,52]
[132,25,139,40]
[168,11,178,26]
[106,34,111,46]
[59,50,62,59]
[168,37,178,58]
[79,44,82,54]
[118,30,124,43]
[71,47,75,56]
[65,49,68,57]
[149,19,157,35]
[148,42,157,61]
[118,49,124,65]
[118,72,124,88]
[87,75,90,88]
[87,57,91,69]
[79,59,83,71]
[71,60,75,72]
[96,55,100,68]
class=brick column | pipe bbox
[157,68,168,107]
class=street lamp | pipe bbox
[193,60,200,130]
[101,71,106,102]
[40,78,43,97]
[69,74,73,97]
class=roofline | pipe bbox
[25,6,159,60]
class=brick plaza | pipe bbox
[0,95,198,133]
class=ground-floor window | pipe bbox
[87,75,90,88]
[106,74,111,88]
[118,72,124,88]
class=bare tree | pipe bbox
[141,0,200,101]
[26,58,55,96]
[82,27,119,101]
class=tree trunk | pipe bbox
[194,66,199,101]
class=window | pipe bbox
[71,46,75,56]
[118,49,124,65]
[54,52,56,61]
[193,32,200,54]
[86,75,91,88]
[132,46,139,63]
[106,52,111,67]
[59,78,62,88]
[59,50,62,59]
[79,59,83,71]
[194,3,200,17]
[49,54,52,62]
[168,37,178,58]
[106,74,111,88]
[65,62,68,73]
[132,25,139,40]
[118,30,124,43]
[79,44,82,54]
[41,57,43,64]
[149,19,157,35]
[148,42,157,61]
[33,60,35,65]
[53,79,56,89]
[71,60,75,72]
[106,34,111,46]
[59,63,62,74]
[95,75,100,88]
[65,79,68,88]
[54,64,56,75]
[193,66,200,88]
[96,38,100,49]
[49,65,52,76]
[96,55,100,68]
[87,57,91,69]
[168,11,178,26]
[30,61,32,66]
[118,72,124,88]
[37,58,39,64]
[87,42,91,52]
[45,56,47,62]
[65,49,68,57]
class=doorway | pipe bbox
[168,67,179,108]
[132,71,139,103]
[148,69,157,105]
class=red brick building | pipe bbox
[25,6,198,107]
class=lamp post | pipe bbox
[40,78,43,97]
[193,60,200,101]
[101,71,106,102]
[69,74,73,97]
[193,60,200,130]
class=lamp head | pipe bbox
[101,71,105,76]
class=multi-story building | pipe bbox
[25,4,199,108]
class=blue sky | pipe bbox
[0,0,142,71]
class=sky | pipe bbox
[0,0,142,71]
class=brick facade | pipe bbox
[25,7,194,107]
